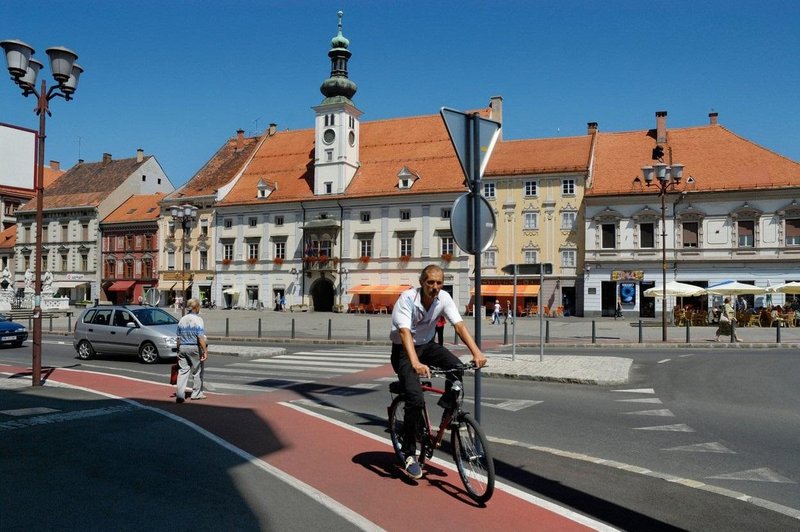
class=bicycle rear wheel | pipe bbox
[451,413,495,503]
[388,395,429,466]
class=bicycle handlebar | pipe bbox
[428,361,481,376]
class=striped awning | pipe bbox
[470,285,540,297]
[348,284,412,295]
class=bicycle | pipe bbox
[387,361,495,503]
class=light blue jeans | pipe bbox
[176,349,204,400]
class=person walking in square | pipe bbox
[175,298,208,403]
[491,299,501,325]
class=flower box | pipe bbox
[247,258,258,265]
[441,253,453,263]
[274,257,284,265]
[359,255,371,264]
[318,255,329,265]
[399,255,411,263]
[222,258,232,266]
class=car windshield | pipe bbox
[132,308,179,326]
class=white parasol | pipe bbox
[705,281,766,295]
[766,281,800,294]
[643,281,706,297]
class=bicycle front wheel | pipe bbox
[388,396,429,466]
[451,413,495,503]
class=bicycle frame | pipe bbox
[419,380,456,453]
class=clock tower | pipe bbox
[313,11,362,195]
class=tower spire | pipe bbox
[320,10,357,103]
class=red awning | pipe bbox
[470,285,540,297]
[348,284,412,295]
[107,280,136,292]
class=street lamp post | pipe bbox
[170,204,198,316]
[642,162,684,342]
[1,40,83,386]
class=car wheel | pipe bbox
[139,342,159,364]
[77,340,95,360]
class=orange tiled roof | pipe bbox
[0,225,16,250]
[18,156,153,212]
[587,124,800,196]
[218,111,491,206]
[43,163,64,188]
[485,135,592,176]
[102,193,165,224]
[165,134,260,201]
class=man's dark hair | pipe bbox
[420,264,444,283]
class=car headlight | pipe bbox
[164,336,177,345]
[17,327,27,332]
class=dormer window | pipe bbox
[256,178,276,199]
[397,166,420,190]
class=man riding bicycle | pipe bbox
[390,264,487,479]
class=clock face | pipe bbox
[323,128,336,144]
[348,130,355,147]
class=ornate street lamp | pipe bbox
[642,162,684,342]
[1,39,83,386]
[170,204,198,315]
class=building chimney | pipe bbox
[49,160,60,171]
[587,122,598,135]
[489,95,503,140]
[78,159,84,165]
[268,123,277,136]
[235,129,245,151]
[102,153,112,165]
[655,111,668,144]
[709,112,718,125]
[136,148,144,162]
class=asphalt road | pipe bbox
[2,338,799,530]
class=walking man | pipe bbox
[175,298,208,403]
[491,299,501,325]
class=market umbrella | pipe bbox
[766,281,800,294]
[643,281,706,297]
[705,281,766,295]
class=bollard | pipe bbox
[776,320,782,344]
[592,320,596,344]
[291,318,295,339]
[328,318,332,340]
[68,315,71,331]
[49,316,53,332]
[225,318,229,337]
[367,319,371,342]
[258,318,262,338]
[730,319,736,343]
[545,320,550,344]
[685,320,691,343]
[638,320,643,343]
[29,317,32,329]
[503,321,508,344]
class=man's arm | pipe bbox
[452,321,487,368]
[198,334,208,361]
[399,328,429,377]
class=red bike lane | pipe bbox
[4,364,607,531]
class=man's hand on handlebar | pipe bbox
[413,362,430,377]
[472,352,488,369]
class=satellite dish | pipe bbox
[144,287,160,306]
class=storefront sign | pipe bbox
[611,270,644,281]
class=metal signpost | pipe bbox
[502,263,552,362]
[441,108,501,423]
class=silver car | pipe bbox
[73,305,178,364]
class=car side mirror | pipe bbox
[126,322,138,328]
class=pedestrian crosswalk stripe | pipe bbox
[253,356,381,367]
[246,359,374,369]
[624,409,675,417]
[616,398,663,404]
[207,367,334,378]
[612,388,656,394]
[634,424,694,432]
[663,442,735,453]
[291,351,387,359]
[228,362,360,373]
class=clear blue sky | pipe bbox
[2,1,798,188]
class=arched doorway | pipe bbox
[310,278,335,312]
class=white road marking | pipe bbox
[624,409,675,417]
[616,398,663,404]
[707,468,796,484]
[657,358,671,364]
[490,399,543,411]
[611,388,656,394]
[663,442,735,453]
[634,423,694,432]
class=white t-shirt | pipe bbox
[390,287,462,345]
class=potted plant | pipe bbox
[247,257,258,265]
[399,255,411,263]
[441,253,453,263]
[222,258,232,266]
[303,255,316,265]
[274,257,284,265]
[318,254,329,265]
[359,255,371,264]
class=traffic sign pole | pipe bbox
[470,113,483,424]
